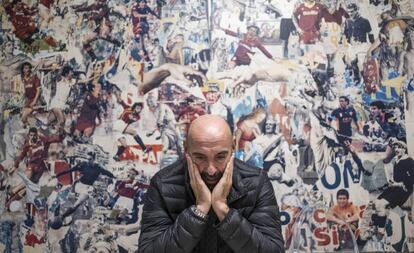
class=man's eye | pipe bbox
[194,157,205,162]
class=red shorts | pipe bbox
[300,31,320,44]
[13,23,37,41]
[75,119,96,132]
[27,163,46,183]
[24,98,36,108]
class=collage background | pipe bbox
[0,0,414,252]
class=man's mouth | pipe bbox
[204,177,218,184]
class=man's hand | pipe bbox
[163,63,207,87]
[232,70,259,97]
[187,154,211,215]
[212,154,234,221]
[8,166,17,176]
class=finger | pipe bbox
[226,154,234,181]
[186,68,205,79]
[234,75,246,87]
[183,65,202,76]
[192,162,204,184]
[187,155,204,184]
[221,154,233,182]
[236,85,246,97]
[234,84,242,97]
[186,154,195,183]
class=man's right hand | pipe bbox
[8,166,17,176]
[186,154,211,214]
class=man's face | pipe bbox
[394,145,406,158]
[324,0,336,11]
[28,131,38,143]
[337,195,349,208]
[339,98,348,108]
[265,121,276,134]
[381,12,391,21]
[175,35,184,43]
[23,65,31,75]
[4,42,13,54]
[347,7,358,19]
[128,169,137,180]
[66,70,73,80]
[146,95,158,108]
[247,27,258,37]
[370,106,380,116]
[87,154,95,164]
[134,105,142,113]
[187,131,233,189]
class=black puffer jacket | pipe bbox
[138,158,285,253]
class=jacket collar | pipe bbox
[184,158,247,205]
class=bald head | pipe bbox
[186,115,234,188]
[187,115,232,147]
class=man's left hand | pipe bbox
[212,154,234,221]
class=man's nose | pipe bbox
[206,163,217,175]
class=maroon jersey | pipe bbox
[225,29,273,65]
[294,3,328,43]
[23,75,40,100]
[39,0,54,8]
[120,109,141,124]
[323,7,349,25]
[116,180,140,198]
[51,160,72,185]
[75,2,111,28]
[75,93,101,131]
[25,232,45,247]
[4,2,37,41]
[14,135,62,169]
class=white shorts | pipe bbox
[49,98,66,110]
[113,120,128,133]
[113,120,140,133]
[345,43,370,62]
[74,182,94,194]
[113,196,134,211]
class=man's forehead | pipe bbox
[191,149,230,155]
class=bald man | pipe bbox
[138,115,284,253]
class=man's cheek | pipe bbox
[194,162,204,173]
[218,164,227,173]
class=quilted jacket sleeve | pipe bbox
[138,175,208,253]
[216,174,285,253]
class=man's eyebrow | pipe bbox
[191,152,206,157]
[216,151,229,156]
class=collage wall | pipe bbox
[0,0,414,252]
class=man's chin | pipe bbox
[205,181,218,190]
[207,184,216,191]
